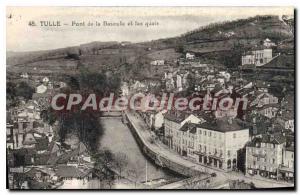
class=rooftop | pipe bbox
[164,112,186,123]
[179,122,198,134]
[247,134,286,147]
[55,165,91,178]
[197,117,249,132]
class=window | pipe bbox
[233,133,236,138]
[204,131,207,136]
[272,158,275,164]
[209,132,212,137]
[227,150,231,157]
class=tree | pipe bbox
[127,168,138,188]
[43,68,121,152]
[15,82,35,100]
[40,108,58,126]
[175,44,185,53]
[219,43,244,69]
[6,82,19,108]
[93,148,114,170]
[66,53,80,60]
[112,152,129,179]
[92,148,115,189]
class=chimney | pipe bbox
[228,117,233,124]
[253,117,256,124]
[270,134,274,142]
[18,122,23,133]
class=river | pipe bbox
[99,117,179,183]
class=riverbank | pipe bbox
[99,118,182,186]
[125,111,294,189]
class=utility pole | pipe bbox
[145,160,148,185]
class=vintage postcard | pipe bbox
[6,7,295,190]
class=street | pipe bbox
[126,111,294,189]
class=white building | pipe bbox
[36,84,47,94]
[149,110,168,130]
[242,48,273,66]
[121,82,129,96]
[20,73,29,79]
[263,38,276,48]
[176,75,183,92]
[181,117,249,172]
[163,113,204,149]
[250,92,278,108]
[42,77,50,83]
[150,60,164,66]
[186,52,195,60]
[246,134,285,179]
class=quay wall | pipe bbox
[125,113,207,177]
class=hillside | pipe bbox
[6,15,294,76]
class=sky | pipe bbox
[6,7,294,52]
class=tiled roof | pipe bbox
[179,123,197,134]
[197,117,249,132]
[257,103,280,111]
[34,152,51,165]
[48,142,88,165]
[35,137,49,151]
[25,167,51,178]
[23,133,37,145]
[164,112,186,123]
[247,134,286,147]
[55,165,91,178]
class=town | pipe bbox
[6,13,295,189]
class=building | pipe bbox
[242,53,255,65]
[263,38,276,48]
[214,107,238,119]
[177,122,198,159]
[242,48,273,66]
[277,110,294,132]
[176,75,183,91]
[55,165,92,189]
[279,146,294,181]
[249,92,278,108]
[150,109,167,131]
[42,77,50,83]
[150,60,165,66]
[245,134,285,179]
[193,117,249,172]
[20,73,29,79]
[36,84,48,94]
[120,82,129,96]
[186,52,195,60]
[257,104,279,119]
[163,112,203,149]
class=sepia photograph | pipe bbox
[5,6,295,190]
